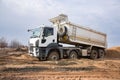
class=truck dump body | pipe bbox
[59,22,106,48]
[50,14,107,48]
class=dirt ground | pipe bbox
[0,47,120,80]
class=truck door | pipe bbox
[40,27,56,47]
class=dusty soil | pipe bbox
[0,47,120,80]
[106,46,120,59]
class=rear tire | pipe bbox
[69,51,78,59]
[98,49,105,58]
[90,49,98,59]
[48,51,59,61]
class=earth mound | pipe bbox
[106,46,120,59]
[9,52,38,61]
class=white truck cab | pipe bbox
[28,26,58,57]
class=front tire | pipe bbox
[48,51,59,61]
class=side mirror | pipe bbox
[41,34,46,43]
[42,34,45,37]
[27,29,31,32]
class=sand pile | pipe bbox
[106,46,120,59]
[9,53,38,61]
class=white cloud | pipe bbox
[1,0,65,16]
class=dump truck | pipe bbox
[28,14,107,60]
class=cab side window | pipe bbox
[44,27,53,37]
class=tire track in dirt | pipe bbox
[0,71,120,80]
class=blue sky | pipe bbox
[0,0,120,47]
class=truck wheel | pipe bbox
[48,51,59,61]
[69,51,78,59]
[58,26,67,37]
[90,49,98,59]
[98,49,105,58]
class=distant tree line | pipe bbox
[0,37,24,48]
[0,37,8,48]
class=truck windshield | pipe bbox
[31,27,43,38]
